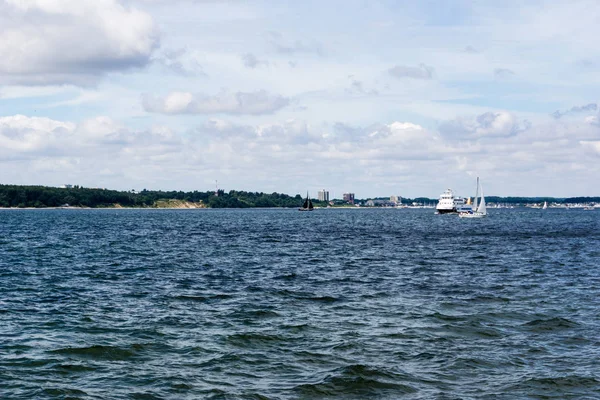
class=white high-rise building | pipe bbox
[318,189,329,202]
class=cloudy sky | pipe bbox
[1,0,599,198]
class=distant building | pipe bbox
[62,184,73,189]
[390,195,402,205]
[343,193,355,204]
[318,189,329,202]
[366,199,396,207]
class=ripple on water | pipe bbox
[225,332,294,349]
[172,293,234,303]
[522,317,580,332]
[294,364,419,398]
[49,343,156,361]
[507,375,600,398]
[37,387,90,398]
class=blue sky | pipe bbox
[1,0,599,198]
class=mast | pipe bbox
[473,177,479,210]
[302,192,309,209]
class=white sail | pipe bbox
[542,201,547,209]
[476,185,486,215]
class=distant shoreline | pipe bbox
[0,205,597,211]
[0,184,598,209]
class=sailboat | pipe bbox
[542,201,548,210]
[298,192,314,211]
[459,177,487,218]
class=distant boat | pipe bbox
[584,205,595,211]
[459,177,487,218]
[435,188,471,214]
[298,192,314,211]
[542,201,548,210]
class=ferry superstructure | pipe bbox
[436,188,471,214]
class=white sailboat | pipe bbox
[459,177,487,218]
[542,201,548,210]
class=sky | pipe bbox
[1,0,599,198]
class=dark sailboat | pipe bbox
[299,192,314,211]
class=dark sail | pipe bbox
[299,192,314,211]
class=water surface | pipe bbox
[1,208,599,399]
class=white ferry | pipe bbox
[435,188,471,214]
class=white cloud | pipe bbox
[0,0,159,85]
[267,31,324,56]
[241,53,268,69]
[494,68,515,79]
[346,78,379,96]
[388,64,434,80]
[142,90,290,115]
[2,112,600,196]
[0,114,75,153]
[153,48,205,76]
[552,103,598,119]
[0,85,68,100]
[440,111,529,139]
[0,114,182,160]
[585,115,599,125]
[580,140,600,155]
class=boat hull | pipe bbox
[459,212,486,218]
[436,208,458,214]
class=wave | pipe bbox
[201,388,269,400]
[431,322,503,338]
[245,309,281,318]
[172,293,233,303]
[306,296,342,303]
[56,363,97,373]
[49,344,149,361]
[226,332,291,348]
[197,352,245,368]
[228,309,281,320]
[508,375,600,394]
[126,390,163,399]
[37,387,89,398]
[468,294,511,303]
[280,323,310,332]
[451,357,495,369]
[270,289,343,303]
[273,272,298,280]
[522,317,579,331]
[294,364,418,398]
[430,312,465,322]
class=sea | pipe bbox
[1,208,599,399]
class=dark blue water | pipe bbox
[1,208,599,399]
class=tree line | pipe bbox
[0,185,328,208]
